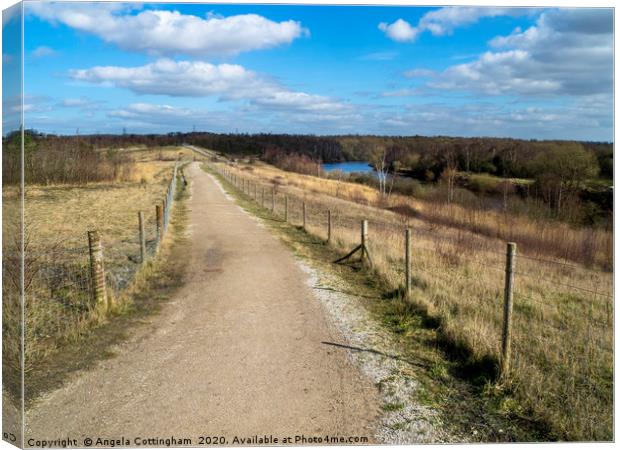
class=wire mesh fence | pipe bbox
[6,162,182,344]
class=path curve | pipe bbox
[25,163,380,445]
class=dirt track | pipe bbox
[25,163,380,445]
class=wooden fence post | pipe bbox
[156,204,163,244]
[87,230,108,310]
[284,196,288,222]
[138,211,146,264]
[361,219,368,249]
[501,242,517,378]
[361,219,372,267]
[327,210,331,243]
[302,202,306,230]
[261,187,265,207]
[162,199,167,232]
[405,228,411,298]
[272,187,276,212]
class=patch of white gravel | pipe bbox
[297,260,457,444]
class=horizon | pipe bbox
[3,2,614,141]
[8,127,615,145]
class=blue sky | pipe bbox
[4,2,614,140]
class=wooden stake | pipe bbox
[138,211,146,264]
[405,228,411,298]
[285,195,288,222]
[327,210,331,243]
[87,230,108,310]
[501,242,517,378]
[303,202,306,230]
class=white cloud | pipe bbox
[428,9,613,96]
[28,3,307,56]
[70,59,351,116]
[379,7,533,43]
[372,97,611,141]
[378,19,418,42]
[59,97,104,109]
[31,46,57,58]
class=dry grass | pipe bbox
[2,148,189,396]
[234,161,611,269]
[220,160,613,441]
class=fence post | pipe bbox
[327,210,331,243]
[162,198,167,233]
[501,242,517,378]
[361,220,368,249]
[138,211,146,264]
[156,204,163,245]
[302,202,306,230]
[254,183,257,200]
[261,187,265,207]
[361,220,370,267]
[405,228,411,298]
[284,196,288,222]
[87,230,108,310]
[271,187,275,212]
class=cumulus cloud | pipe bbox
[70,59,350,115]
[428,8,613,96]
[28,3,307,56]
[379,7,532,42]
[378,19,418,42]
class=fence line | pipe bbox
[215,164,613,381]
[19,161,182,323]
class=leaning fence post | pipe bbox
[138,211,146,264]
[501,242,517,378]
[284,195,289,222]
[327,210,331,243]
[302,201,306,230]
[405,228,411,298]
[87,230,108,310]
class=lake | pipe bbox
[322,161,373,174]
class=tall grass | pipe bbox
[220,161,613,441]
[237,162,612,269]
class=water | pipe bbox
[322,161,373,174]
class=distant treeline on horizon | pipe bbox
[6,129,612,180]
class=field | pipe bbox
[215,158,613,441]
[2,146,198,399]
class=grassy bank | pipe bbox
[237,161,612,269]
[212,159,612,441]
[2,148,193,403]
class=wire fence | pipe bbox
[216,163,613,436]
[3,162,182,348]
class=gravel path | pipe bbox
[24,163,380,447]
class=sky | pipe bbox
[2,1,614,140]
